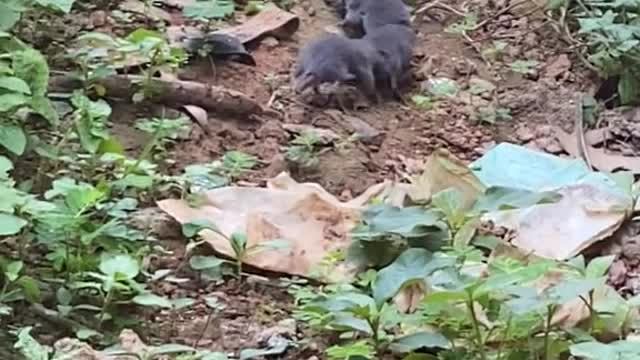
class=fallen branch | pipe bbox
[49,73,270,119]
[415,0,467,17]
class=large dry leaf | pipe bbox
[158,172,389,279]
[408,149,486,208]
[484,184,628,260]
[554,126,640,173]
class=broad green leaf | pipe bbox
[401,354,438,360]
[325,340,374,360]
[99,254,139,279]
[5,260,23,281]
[190,255,225,270]
[12,49,49,96]
[132,293,172,308]
[477,261,551,295]
[15,276,41,303]
[34,0,76,13]
[355,205,443,239]
[0,76,30,94]
[423,290,467,305]
[474,187,562,212]
[0,124,26,155]
[184,0,235,19]
[586,255,615,278]
[426,77,458,97]
[452,217,480,248]
[0,213,27,235]
[0,155,12,179]
[619,71,640,105]
[113,174,154,189]
[389,331,450,353]
[97,137,125,155]
[548,0,567,9]
[13,327,50,360]
[0,93,27,112]
[0,4,21,31]
[182,219,220,237]
[30,96,59,125]
[332,313,373,334]
[548,277,604,304]
[570,340,640,359]
[373,248,453,304]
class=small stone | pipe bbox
[262,36,279,49]
[515,126,535,142]
[90,10,107,28]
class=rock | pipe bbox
[90,10,107,28]
[128,207,181,238]
[262,36,280,49]
[544,54,571,79]
[256,318,298,344]
[515,126,535,142]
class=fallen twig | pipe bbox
[575,93,593,169]
[49,73,268,119]
[415,0,467,17]
[472,0,531,31]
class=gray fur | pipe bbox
[364,24,416,99]
[293,34,381,103]
[341,0,411,37]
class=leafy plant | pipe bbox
[0,258,40,316]
[183,0,235,21]
[182,219,289,278]
[286,132,322,168]
[510,60,539,75]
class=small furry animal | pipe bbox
[341,0,411,37]
[364,24,416,100]
[293,33,382,103]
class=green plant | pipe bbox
[0,259,40,316]
[182,219,289,278]
[510,60,539,75]
[286,132,322,168]
[411,94,433,110]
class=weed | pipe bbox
[286,132,322,168]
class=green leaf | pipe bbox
[0,76,30,94]
[373,248,453,304]
[0,155,12,179]
[0,213,27,235]
[356,205,443,239]
[33,0,76,13]
[184,0,235,19]
[547,0,567,9]
[172,298,196,310]
[325,340,374,360]
[0,93,27,112]
[13,327,51,360]
[182,219,220,238]
[5,260,23,281]
[15,276,41,303]
[548,277,604,304]
[199,352,229,360]
[332,312,373,334]
[113,174,154,189]
[423,289,467,305]
[132,293,172,308]
[97,137,125,155]
[0,4,21,32]
[426,78,458,97]
[389,331,450,353]
[618,71,640,105]
[585,255,615,278]
[30,95,59,125]
[190,255,225,270]
[474,187,562,212]
[0,124,26,155]
[12,49,50,97]
[570,340,640,359]
[99,253,139,279]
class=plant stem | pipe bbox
[466,292,487,360]
[543,305,554,360]
[98,286,114,329]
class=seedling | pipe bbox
[286,132,322,168]
[182,219,288,279]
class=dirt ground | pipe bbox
[9,0,616,358]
